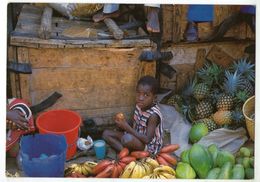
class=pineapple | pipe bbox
[240,79,254,96]
[213,110,232,126]
[216,71,242,111]
[195,101,214,120]
[166,94,183,112]
[195,118,218,131]
[193,83,210,101]
[230,109,245,129]
[231,58,255,82]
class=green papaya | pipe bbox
[206,168,221,179]
[176,162,196,179]
[189,144,213,179]
[245,167,254,179]
[218,162,233,179]
[236,157,243,164]
[231,164,245,179]
[180,149,190,164]
[249,157,254,167]
[208,144,219,167]
[239,147,251,157]
[242,157,251,168]
[216,150,235,167]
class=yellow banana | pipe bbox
[142,175,150,179]
[140,162,153,175]
[157,174,167,179]
[159,172,176,179]
[144,157,159,169]
[154,165,176,176]
[74,164,82,174]
[84,161,97,169]
[82,163,93,175]
[130,163,143,178]
[69,163,78,169]
[80,164,88,176]
[120,161,136,178]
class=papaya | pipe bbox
[176,162,196,179]
[218,162,233,179]
[207,144,219,167]
[242,157,251,168]
[206,168,221,179]
[231,164,245,179]
[236,156,243,164]
[189,144,213,179]
[245,167,254,179]
[239,147,251,157]
[216,150,235,167]
[180,149,190,164]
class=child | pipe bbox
[102,75,163,155]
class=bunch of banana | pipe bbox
[120,160,153,178]
[64,161,97,177]
[142,165,176,179]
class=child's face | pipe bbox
[136,84,156,110]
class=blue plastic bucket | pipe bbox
[20,134,67,177]
[93,140,106,160]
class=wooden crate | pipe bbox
[162,4,255,43]
[9,4,156,125]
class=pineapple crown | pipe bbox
[231,58,255,82]
[197,61,224,87]
[235,90,250,105]
[223,70,243,95]
[181,76,197,98]
[231,109,245,123]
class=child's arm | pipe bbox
[115,114,159,144]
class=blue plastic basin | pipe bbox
[20,134,67,177]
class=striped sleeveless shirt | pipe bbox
[133,104,163,154]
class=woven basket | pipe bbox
[242,96,255,141]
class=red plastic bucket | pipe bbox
[36,110,81,160]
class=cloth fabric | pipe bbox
[6,98,35,151]
[240,5,256,14]
[102,4,160,13]
[133,104,163,154]
[187,5,214,22]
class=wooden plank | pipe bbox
[17,47,31,103]
[8,46,21,98]
[38,7,53,39]
[206,45,235,68]
[194,48,206,71]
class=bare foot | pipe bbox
[146,7,160,33]
[93,11,120,23]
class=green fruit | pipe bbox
[236,157,243,164]
[206,168,221,179]
[176,162,196,179]
[216,151,235,167]
[189,144,213,179]
[189,123,208,143]
[239,147,251,157]
[245,167,254,179]
[231,164,245,179]
[249,157,254,167]
[242,157,251,168]
[208,144,219,167]
[180,149,190,164]
[218,162,233,179]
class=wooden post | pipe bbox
[104,18,124,40]
[38,6,53,39]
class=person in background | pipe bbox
[93,4,161,33]
[102,75,163,155]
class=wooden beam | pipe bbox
[104,18,124,40]
[38,6,53,39]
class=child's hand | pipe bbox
[6,110,29,130]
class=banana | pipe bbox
[130,162,143,178]
[157,174,167,179]
[84,161,97,169]
[140,162,153,175]
[159,172,176,179]
[144,157,159,169]
[154,165,176,176]
[80,164,88,176]
[69,163,79,169]
[120,161,136,178]
[74,164,82,174]
[142,175,150,179]
[82,164,93,175]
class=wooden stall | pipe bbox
[9,4,156,126]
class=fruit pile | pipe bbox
[64,161,97,177]
[166,58,255,131]
[178,143,254,179]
